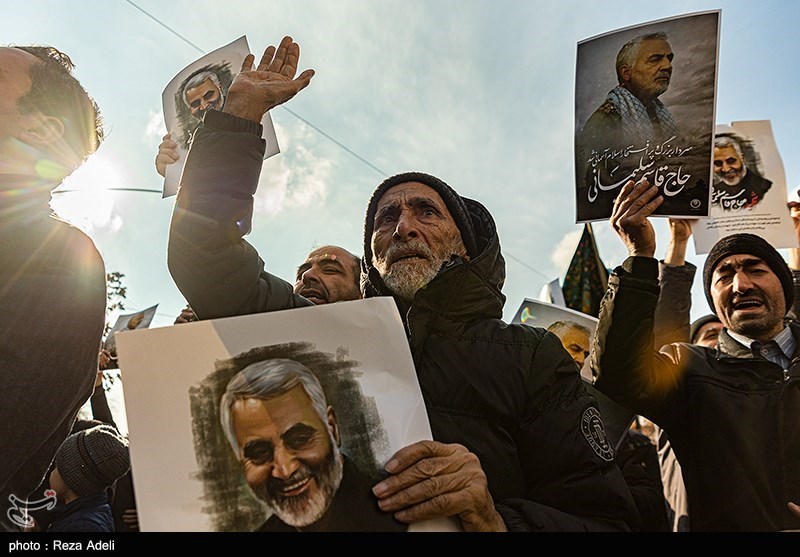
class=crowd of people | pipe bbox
[2,32,799,534]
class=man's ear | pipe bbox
[19,115,65,148]
[326,406,341,447]
[619,65,632,83]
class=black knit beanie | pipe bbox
[689,314,721,343]
[362,172,478,269]
[55,424,130,497]
[703,233,793,315]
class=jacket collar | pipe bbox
[717,320,800,359]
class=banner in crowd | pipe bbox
[574,11,720,222]
[116,297,457,532]
[562,223,608,318]
[160,35,280,197]
[691,120,797,254]
[511,299,634,452]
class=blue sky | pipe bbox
[7,0,800,328]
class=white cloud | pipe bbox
[145,109,167,138]
[253,121,333,217]
[550,229,583,275]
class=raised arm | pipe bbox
[592,179,686,420]
[653,219,696,348]
[167,37,315,320]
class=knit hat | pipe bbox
[54,424,130,497]
[362,172,479,268]
[689,314,721,343]
[702,233,793,315]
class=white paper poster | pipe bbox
[161,36,280,197]
[692,120,797,254]
[116,298,457,532]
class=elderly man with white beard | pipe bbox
[220,358,406,532]
[168,35,638,532]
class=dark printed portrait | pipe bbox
[173,63,234,150]
[574,12,719,222]
[711,132,772,211]
[188,342,406,532]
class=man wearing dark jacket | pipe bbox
[0,46,106,532]
[168,36,637,532]
[593,177,800,531]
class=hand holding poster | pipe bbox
[115,298,458,532]
[103,303,158,368]
[574,11,720,223]
[691,120,797,253]
[160,36,280,197]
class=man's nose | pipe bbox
[393,212,419,241]
[301,265,321,285]
[271,445,299,480]
[732,271,754,293]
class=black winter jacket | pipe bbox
[168,110,638,531]
[592,256,800,531]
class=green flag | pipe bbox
[562,223,609,318]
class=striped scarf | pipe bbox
[606,85,679,146]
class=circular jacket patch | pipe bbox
[581,407,614,462]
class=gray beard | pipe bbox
[374,237,464,303]
[717,165,747,187]
[252,441,344,528]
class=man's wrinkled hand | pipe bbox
[609,178,662,258]
[371,440,507,532]
[223,36,315,123]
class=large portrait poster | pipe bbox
[511,299,634,452]
[161,36,280,198]
[691,120,797,254]
[575,11,720,222]
[115,298,458,532]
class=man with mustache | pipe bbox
[169,36,638,531]
[182,70,226,122]
[580,32,678,150]
[576,31,680,221]
[711,134,772,211]
[220,358,405,531]
[592,177,800,531]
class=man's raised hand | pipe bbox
[223,36,315,123]
[609,178,662,258]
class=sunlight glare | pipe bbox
[50,151,123,235]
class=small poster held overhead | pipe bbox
[103,303,158,368]
[691,120,797,254]
[161,36,280,197]
[115,297,458,533]
[574,11,720,223]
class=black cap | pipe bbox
[690,314,721,343]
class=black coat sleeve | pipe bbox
[167,110,313,321]
[496,333,639,531]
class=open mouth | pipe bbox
[300,289,327,304]
[391,253,426,265]
[732,299,763,312]
[278,475,312,498]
